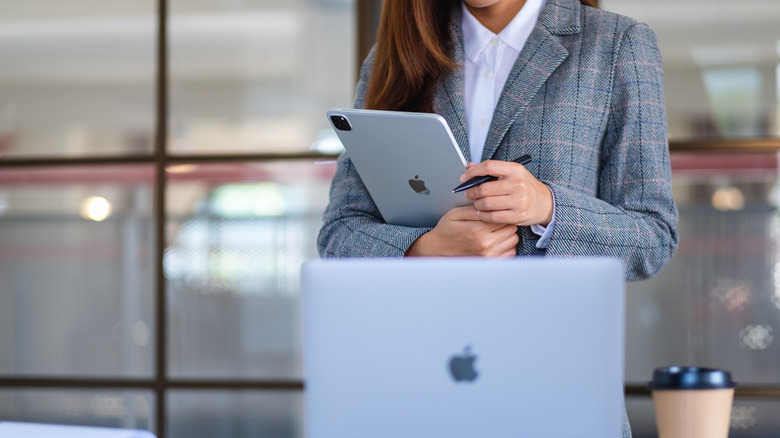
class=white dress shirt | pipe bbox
[462,0,543,162]
[461,0,554,248]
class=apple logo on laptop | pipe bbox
[448,345,478,382]
[408,175,430,195]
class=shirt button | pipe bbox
[483,70,493,79]
[490,37,498,46]
[479,119,488,127]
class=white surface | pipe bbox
[461,0,542,161]
[0,422,156,438]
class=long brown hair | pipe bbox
[365,0,597,112]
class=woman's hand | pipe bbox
[460,160,553,226]
[405,206,518,257]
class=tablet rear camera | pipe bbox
[330,115,352,131]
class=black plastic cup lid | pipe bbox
[647,366,736,390]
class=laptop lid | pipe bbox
[302,257,625,438]
[327,108,471,227]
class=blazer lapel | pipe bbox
[433,7,471,160]
[481,0,578,161]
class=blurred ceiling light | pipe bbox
[166,164,198,174]
[310,129,345,154]
[212,183,284,217]
[701,67,762,137]
[740,324,773,350]
[80,196,112,221]
[711,186,745,211]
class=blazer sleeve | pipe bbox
[545,23,679,280]
[317,48,431,257]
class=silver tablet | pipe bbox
[327,108,471,228]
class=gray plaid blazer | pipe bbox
[319,0,679,283]
[320,2,672,434]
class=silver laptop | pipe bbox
[327,108,471,227]
[302,257,625,438]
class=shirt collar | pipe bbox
[461,0,545,61]
[461,3,495,62]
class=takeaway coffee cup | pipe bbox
[647,366,736,438]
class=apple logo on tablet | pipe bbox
[448,345,478,382]
[408,175,430,195]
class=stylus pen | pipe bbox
[452,154,533,193]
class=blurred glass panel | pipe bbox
[625,397,656,438]
[627,396,780,438]
[165,160,335,378]
[601,0,780,139]
[168,0,355,155]
[0,1,156,157]
[0,389,155,432]
[167,390,302,438]
[0,165,155,377]
[626,152,780,384]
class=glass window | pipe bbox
[601,0,780,140]
[165,160,334,378]
[0,165,155,377]
[0,1,157,157]
[0,0,360,435]
[167,390,302,438]
[625,150,780,435]
[626,152,780,384]
[0,389,155,432]
[168,0,356,155]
